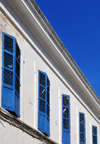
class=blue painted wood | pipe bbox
[46,76,50,136]
[38,70,50,136]
[15,41,20,117]
[92,126,97,144]
[79,112,85,144]
[62,95,70,144]
[1,32,20,117]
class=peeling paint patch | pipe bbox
[0,12,23,42]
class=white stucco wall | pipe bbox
[0,119,42,144]
[0,8,99,144]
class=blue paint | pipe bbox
[79,112,85,144]
[1,32,20,117]
[92,126,97,144]
[62,94,70,144]
[38,70,50,136]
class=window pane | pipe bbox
[39,99,45,113]
[4,34,13,53]
[47,104,49,117]
[4,52,13,69]
[63,107,69,118]
[79,113,85,144]
[93,136,97,144]
[4,68,13,86]
[39,72,45,86]
[63,96,69,107]
[16,43,20,62]
[47,91,49,104]
[63,119,69,130]
[15,76,19,94]
[80,123,84,133]
[47,77,49,91]
[39,86,45,99]
[93,126,97,144]
[80,133,85,142]
[16,60,20,77]
[80,113,84,123]
[93,127,97,135]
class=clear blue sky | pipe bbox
[35,0,100,97]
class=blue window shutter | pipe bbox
[38,70,50,136]
[62,95,70,144]
[79,112,85,144]
[15,42,20,117]
[92,126,97,144]
[46,76,50,136]
[2,32,20,117]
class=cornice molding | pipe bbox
[0,107,58,144]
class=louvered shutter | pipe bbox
[79,113,85,144]
[2,32,20,117]
[46,76,50,136]
[92,126,97,144]
[38,71,50,136]
[62,95,70,144]
[15,42,20,117]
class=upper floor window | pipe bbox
[92,126,97,144]
[79,112,85,144]
[62,95,70,144]
[2,32,20,117]
[38,70,50,136]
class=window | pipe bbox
[92,126,97,144]
[38,70,50,136]
[1,32,20,117]
[62,95,70,144]
[79,112,85,144]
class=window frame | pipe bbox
[79,112,86,144]
[92,125,97,144]
[38,70,50,136]
[1,32,20,117]
[62,94,70,144]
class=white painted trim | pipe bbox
[58,88,61,144]
[33,61,37,129]
[90,121,92,144]
[76,106,79,144]
[99,123,100,144]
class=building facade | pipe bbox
[0,0,100,144]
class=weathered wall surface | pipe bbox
[0,118,42,144]
[0,9,99,144]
